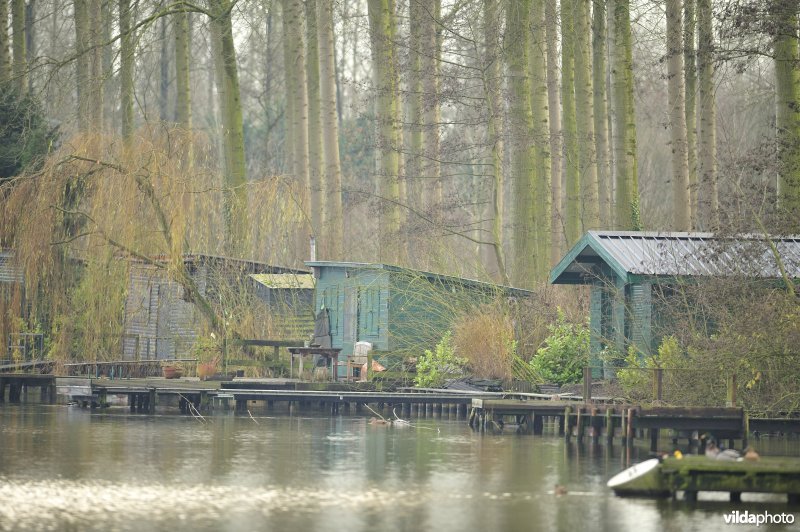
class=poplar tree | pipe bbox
[667,0,690,230]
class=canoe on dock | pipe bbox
[608,455,800,502]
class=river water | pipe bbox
[0,404,797,531]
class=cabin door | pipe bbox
[343,286,359,346]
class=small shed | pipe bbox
[550,231,800,377]
[305,261,532,367]
[123,255,313,360]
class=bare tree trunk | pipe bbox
[175,6,192,128]
[593,0,612,227]
[481,0,508,284]
[318,0,343,259]
[611,0,639,229]
[546,0,563,266]
[574,0,599,230]
[306,0,323,243]
[282,0,310,231]
[367,0,401,259]
[422,0,442,212]
[0,0,9,83]
[211,0,248,253]
[407,0,423,213]
[119,0,134,139]
[88,0,103,128]
[25,0,34,93]
[667,0,690,230]
[11,0,26,93]
[773,0,800,213]
[684,0,697,224]
[697,0,717,227]
[530,0,551,279]
[159,16,170,122]
[562,0,581,243]
[74,0,90,129]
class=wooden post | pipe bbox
[583,367,592,402]
[742,413,749,449]
[564,406,572,440]
[533,413,544,435]
[626,408,634,447]
[606,408,614,444]
[148,388,156,414]
[726,373,737,407]
[576,408,584,443]
[0,378,5,402]
[650,428,659,452]
[590,407,599,444]
[653,368,663,402]
[621,408,628,445]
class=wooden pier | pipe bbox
[468,398,800,450]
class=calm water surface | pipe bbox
[1,404,798,531]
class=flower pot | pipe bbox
[163,366,183,379]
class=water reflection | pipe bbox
[0,404,797,532]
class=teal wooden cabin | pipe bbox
[550,231,800,378]
[306,261,532,369]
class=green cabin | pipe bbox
[550,231,800,378]
[306,261,531,369]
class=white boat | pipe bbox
[607,458,669,497]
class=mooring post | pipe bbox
[606,408,614,444]
[726,373,737,407]
[626,409,634,447]
[653,368,663,402]
[583,367,592,403]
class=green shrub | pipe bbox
[528,312,589,386]
[414,331,467,388]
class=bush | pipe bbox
[414,331,467,388]
[452,303,516,380]
[528,311,589,386]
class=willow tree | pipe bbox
[546,0,562,264]
[611,0,639,229]
[573,0,599,231]
[529,0,551,279]
[174,6,191,128]
[317,0,343,258]
[12,0,26,93]
[210,0,247,252]
[119,0,134,140]
[367,0,401,256]
[684,0,698,223]
[697,0,718,227]
[773,0,800,212]
[667,0,690,230]
[561,0,581,242]
[593,0,611,226]
[306,0,323,238]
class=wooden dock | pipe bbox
[468,398,800,450]
[657,456,800,503]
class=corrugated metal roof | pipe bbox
[305,261,533,297]
[551,231,800,284]
[0,251,24,284]
[249,273,315,289]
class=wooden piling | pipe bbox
[626,409,634,447]
[590,407,599,444]
[0,378,5,402]
[148,388,156,414]
[532,413,544,435]
[606,408,614,444]
[621,408,628,445]
[564,406,572,440]
[576,408,584,443]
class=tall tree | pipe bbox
[11,0,26,93]
[684,0,698,223]
[529,0,551,279]
[210,0,248,252]
[74,0,91,129]
[506,0,536,283]
[407,0,423,211]
[317,0,343,258]
[481,0,508,284]
[561,0,581,242]
[611,0,639,229]
[119,0,134,139]
[0,0,9,82]
[546,0,563,265]
[697,0,718,227]
[593,0,612,226]
[421,0,442,211]
[367,0,401,257]
[88,0,103,127]
[159,17,170,122]
[174,6,192,128]
[772,0,800,212]
[306,0,322,239]
[573,0,599,230]
[281,0,310,234]
[667,0,690,230]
